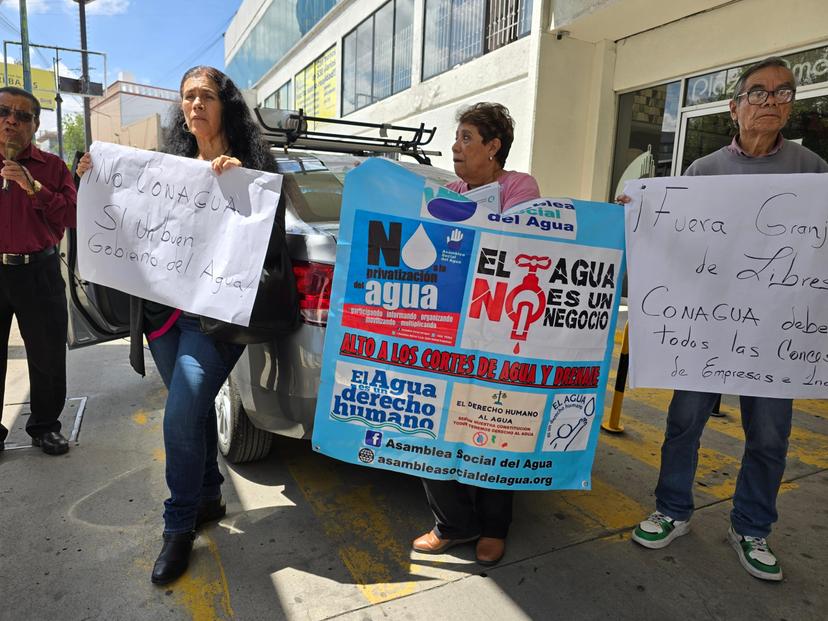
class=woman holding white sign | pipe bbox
[77,66,278,585]
[412,102,540,566]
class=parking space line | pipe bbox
[608,378,828,471]
[285,450,425,605]
[556,477,648,531]
[597,402,742,499]
[172,534,234,621]
[793,400,828,421]
[707,403,828,470]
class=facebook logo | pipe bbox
[364,430,383,447]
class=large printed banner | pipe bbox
[77,142,282,326]
[312,159,626,490]
[624,173,828,398]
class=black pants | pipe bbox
[0,254,68,437]
[422,478,514,539]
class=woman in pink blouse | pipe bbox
[413,102,541,565]
[445,102,540,212]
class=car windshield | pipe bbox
[283,170,344,223]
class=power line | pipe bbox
[160,12,233,84]
[0,6,55,67]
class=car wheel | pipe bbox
[215,378,273,463]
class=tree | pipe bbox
[62,113,86,162]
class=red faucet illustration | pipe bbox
[505,254,551,354]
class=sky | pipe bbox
[0,0,243,134]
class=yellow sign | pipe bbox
[295,46,337,128]
[0,63,57,111]
[317,46,337,119]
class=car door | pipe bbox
[63,153,130,348]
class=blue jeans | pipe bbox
[655,390,792,538]
[148,315,244,534]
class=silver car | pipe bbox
[65,114,453,464]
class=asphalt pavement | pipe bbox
[1,319,826,621]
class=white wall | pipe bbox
[529,33,616,200]
[255,0,537,176]
[551,0,731,42]
[613,0,828,91]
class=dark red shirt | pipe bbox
[0,142,77,253]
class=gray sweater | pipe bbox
[685,139,828,176]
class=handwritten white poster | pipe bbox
[624,173,828,399]
[77,142,282,326]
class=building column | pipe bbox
[528,32,616,202]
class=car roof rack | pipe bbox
[255,107,441,165]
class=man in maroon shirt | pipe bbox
[0,86,77,455]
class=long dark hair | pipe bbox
[164,66,275,173]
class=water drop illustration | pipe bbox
[401,224,437,270]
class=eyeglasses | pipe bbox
[735,87,795,105]
[0,105,36,123]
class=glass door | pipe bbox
[676,89,828,173]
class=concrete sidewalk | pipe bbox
[1,319,826,620]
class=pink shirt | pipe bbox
[446,170,541,212]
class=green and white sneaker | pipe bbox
[728,526,783,582]
[632,511,690,549]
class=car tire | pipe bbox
[215,378,273,464]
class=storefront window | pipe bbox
[263,81,291,110]
[341,0,415,115]
[342,33,356,114]
[394,0,415,92]
[786,46,828,88]
[685,69,741,107]
[681,112,732,173]
[355,20,374,110]
[610,81,680,197]
[790,95,828,161]
[488,0,533,51]
[685,45,828,106]
[615,44,828,190]
[422,0,533,81]
[373,3,394,100]
[681,94,828,172]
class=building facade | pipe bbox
[225,0,828,201]
[90,78,179,150]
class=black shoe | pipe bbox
[151,532,195,585]
[31,431,69,455]
[0,424,7,451]
[196,496,226,529]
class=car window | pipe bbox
[277,155,456,225]
[276,157,329,174]
[283,170,344,223]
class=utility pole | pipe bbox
[74,0,96,149]
[19,0,33,92]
